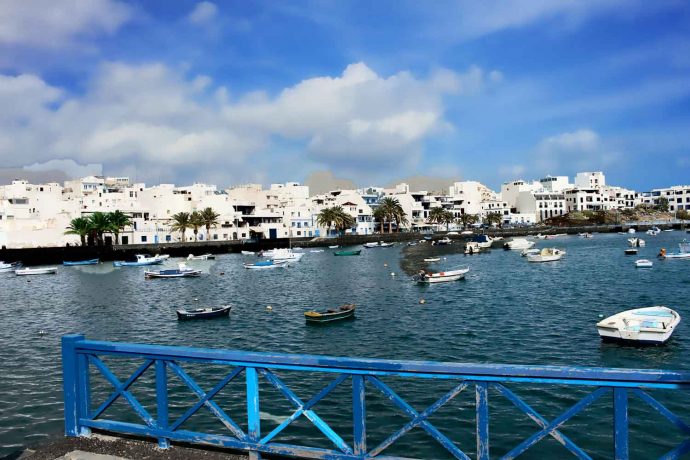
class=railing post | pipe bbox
[353,375,367,455]
[156,360,170,449]
[476,381,490,460]
[246,367,261,460]
[613,388,629,460]
[62,334,85,437]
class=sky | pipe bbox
[1,0,689,191]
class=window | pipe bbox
[165,235,171,242]
[213,234,218,240]
[141,236,147,243]
[297,231,301,236]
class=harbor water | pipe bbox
[1,231,689,458]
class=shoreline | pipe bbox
[0,222,683,266]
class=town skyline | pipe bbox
[1,1,690,191]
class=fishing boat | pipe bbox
[63,259,99,266]
[646,227,661,236]
[628,238,645,247]
[241,250,255,255]
[156,254,170,260]
[527,248,566,263]
[464,241,482,254]
[635,259,653,268]
[113,254,165,267]
[16,267,58,276]
[423,257,441,262]
[578,232,593,238]
[177,305,232,320]
[304,304,356,323]
[628,228,636,234]
[269,249,304,262]
[187,253,215,260]
[145,263,202,278]
[521,248,541,257]
[596,306,680,345]
[432,237,452,246]
[328,245,340,249]
[0,261,22,272]
[334,250,361,256]
[471,234,493,248]
[503,238,535,250]
[413,267,470,284]
[243,260,289,269]
[625,248,638,255]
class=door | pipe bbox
[269,229,277,239]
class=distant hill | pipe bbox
[304,171,358,195]
[0,168,69,185]
[385,175,459,194]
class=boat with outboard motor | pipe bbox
[16,266,58,276]
[145,263,202,278]
[413,267,470,284]
[527,248,566,263]
[503,238,535,250]
[113,254,166,267]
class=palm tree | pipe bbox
[190,211,204,241]
[392,203,409,232]
[331,206,356,234]
[372,205,387,233]
[65,217,91,246]
[484,212,503,228]
[379,197,407,233]
[107,210,131,244]
[171,212,191,242]
[316,207,337,236]
[88,212,111,246]
[427,207,446,230]
[200,207,220,241]
[441,210,455,231]
[458,213,478,229]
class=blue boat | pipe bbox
[145,263,202,278]
[63,259,99,266]
[113,254,165,267]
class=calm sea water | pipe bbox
[1,232,689,458]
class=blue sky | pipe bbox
[1,0,689,191]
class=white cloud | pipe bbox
[0,61,498,184]
[0,0,132,48]
[187,2,218,26]
[535,129,620,174]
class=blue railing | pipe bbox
[62,334,690,459]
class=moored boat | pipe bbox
[0,261,22,272]
[628,238,645,247]
[328,245,340,249]
[187,253,215,260]
[113,254,165,267]
[270,249,304,262]
[177,305,232,320]
[596,306,680,345]
[423,257,441,262]
[310,249,324,253]
[432,237,452,246]
[241,250,255,255]
[635,259,653,268]
[145,263,202,278]
[334,250,361,256]
[63,259,99,266]
[471,234,493,248]
[304,304,356,323]
[16,267,58,276]
[527,248,566,263]
[464,241,482,254]
[413,267,469,284]
[625,248,638,255]
[504,238,535,250]
[243,260,288,269]
[521,248,540,257]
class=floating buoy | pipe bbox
[38,330,46,336]
[384,263,388,267]
[598,314,604,318]
[419,299,426,304]
[266,305,273,311]
[193,298,199,301]
[219,272,225,275]
[390,272,396,276]
[443,257,447,260]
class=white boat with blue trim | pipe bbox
[597,306,680,345]
[15,266,58,276]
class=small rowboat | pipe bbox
[187,253,215,260]
[0,261,22,272]
[329,245,340,249]
[526,248,566,263]
[414,267,469,284]
[423,257,441,262]
[305,304,356,323]
[145,263,202,278]
[177,305,232,320]
[241,250,255,255]
[597,306,680,345]
[624,248,638,255]
[16,267,58,276]
[63,259,99,266]
[334,250,361,256]
[635,259,653,268]
[243,260,288,269]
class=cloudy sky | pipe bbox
[1,1,689,190]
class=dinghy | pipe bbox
[521,248,540,257]
[658,242,690,259]
[177,305,232,320]
[628,238,645,247]
[527,248,566,263]
[334,250,361,256]
[635,259,653,268]
[187,253,215,260]
[328,245,340,249]
[113,254,165,267]
[63,259,99,266]
[596,306,680,345]
[503,238,535,250]
[304,304,356,323]
[624,248,638,255]
[364,241,394,248]
[145,263,202,278]
[0,261,22,272]
[464,241,482,254]
[310,249,324,253]
[423,257,441,262]
[241,250,255,255]
[16,267,58,276]
[270,249,304,262]
[243,260,288,269]
[413,267,469,284]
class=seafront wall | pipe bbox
[0,222,681,265]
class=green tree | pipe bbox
[190,211,204,241]
[483,212,503,228]
[378,197,407,233]
[171,212,191,242]
[677,209,690,220]
[107,210,131,244]
[200,207,220,241]
[88,212,111,245]
[65,217,91,246]
[458,213,479,229]
[332,206,356,234]
[372,205,387,233]
[657,197,670,212]
[316,207,336,236]
[441,210,455,231]
[427,207,446,230]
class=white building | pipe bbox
[575,171,606,189]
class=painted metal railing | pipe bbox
[62,334,690,459]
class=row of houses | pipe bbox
[0,172,687,248]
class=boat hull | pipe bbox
[145,270,202,278]
[597,328,673,346]
[596,306,680,346]
[334,250,361,256]
[16,267,58,275]
[305,305,356,323]
[63,259,99,266]
[177,306,231,320]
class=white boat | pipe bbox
[328,245,340,249]
[16,267,58,276]
[521,248,540,257]
[526,248,566,263]
[635,259,653,268]
[628,228,636,234]
[646,227,661,236]
[464,242,482,254]
[364,241,394,248]
[503,238,535,250]
[597,306,680,345]
[578,232,593,238]
[628,238,645,247]
[414,267,469,284]
[544,233,566,240]
[310,249,324,253]
[460,230,474,236]
[156,254,170,260]
[187,253,215,260]
[471,235,493,248]
[145,263,202,278]
[659,242,690,259]
[241,250,255,255]
[432,237,452,246]
[0,261,22,272]
[243,260,289,270]
[663,229,674,232]
[113,254,166,267]
[423,257,441,262]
